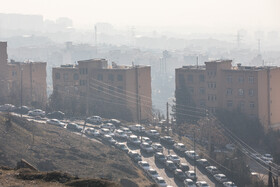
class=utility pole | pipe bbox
[20,66,23,118]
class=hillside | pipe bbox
[0,113,153,187]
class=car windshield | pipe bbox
[142,163,149,167]
[188,181,194,185]
[149,170,157,175]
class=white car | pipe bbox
[173,143,187,152]
[155,177,167,187]
[128,135,141,145]
[103,134,116,144]
[206,166,219,175]
[86,116,102,124]
[28,109,45,117]
[185,150,199,160]
[101,123,115,131]
[184,179,196,187]
[186,170,197,181]
[196,181,210,187]
[129,124,145,132]
[140,142,154,153]
[223,181,237,187]
[85,128,100,137]
[167,154,180,165]
[120,127,132,136]
[146,129,160,138]
[114,129,127,139]
[100,128,112,136]
[262,154,273,161]
[46,119,66,127]
[140,137,152,144]
[147,168,159,180]
[214,173,228,183]
[138,161,150,171]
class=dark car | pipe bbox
[13,106,30,114]
[197,159,210,168]
[154,152,166,163]
[165,160,177,172]
[174,169,187,181]
[160,136,175,145]
[67,123,83,132]
[46,111,65,120]
[178,162,190,172]
[128,151,142,162]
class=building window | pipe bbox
[187,74,193,83]
[63,73,68,81]
[208,82,216,89]
[238,77,244,83]
[249,102,255,109]
[208,94,216,101]
[238,89,244,96]
[239,101,245,111]
[97,74,103,81]
[226,88,233,95]
[117,74,123,81]
[79,80,87,86]
[189,87,194,94]
[199,74,205,82]
[200,100,206,107]
[55,73,60,79]
[199,87,205,95]
[249,89,254,96]
[227,76,232,83]
[227,100,233,107]
[12,71,17,76]
[73,73,79,80]
[85,68,88,74]
[108,74,114,81]
[248,76,255,84]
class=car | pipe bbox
[147,168,159,180]
[46,119,66,127]
[173,143,187,152]
[128,151,142,162]
[152,143,164,152]
[128,135,141,145]
[251,153,262,161]
[138,161,150,171]
[140,137,152,144]
[85,128,100,137]
[185,170,197,181]
[154,152,166,163]
[140,142,154,153]
[116,142,129,153]
[214,173,228,183]
[205,166,219,175]
[184,179,196,187]
[154,177,167,187]
[120,127,132,136]
[28,109,45,117]
[223,181,237,187]
[106,119,122,127]
[160,136,175,145]
[86,116,102,124]
[46,111,65,120]
[174,169,187,181]
[13,106,30,114]
[178,162,189,172]
[129,124,145,132]
[167,154,180,165]
[196,159,210,167]
[0,104,16,112]
[114,129,127,139]
[100,128,112,136]
[196,181,210,187]
[67,123,83,132]
[146,129,160,139]
[185,150,199,160]
[103,134,116,145]
[262,154,273,161]
[101,123,115,131]
[165,160,177,172]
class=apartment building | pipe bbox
[176,60,280,130]
[52,59,152,122]
[0,42,47,108]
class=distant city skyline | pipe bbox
[0,0,279,33]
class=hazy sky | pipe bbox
[1,0,279,32]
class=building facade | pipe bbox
[0,42,47,108]
[52,59,152,122]
[176,60,280,130]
